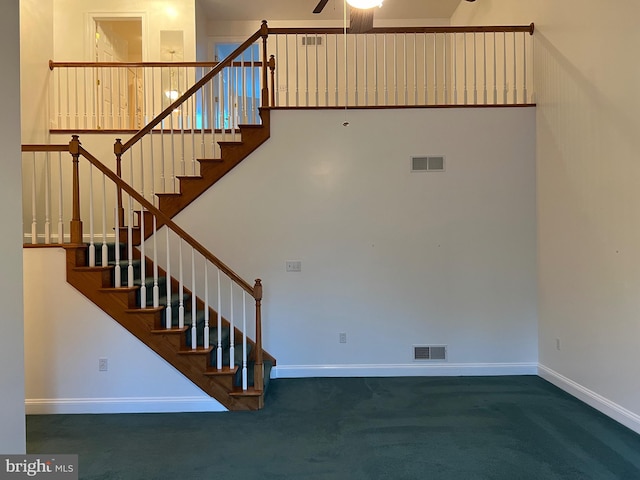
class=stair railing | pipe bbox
[266,24,534,107]
[22,138,265,392]
[114,21,275,206]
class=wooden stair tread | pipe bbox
[229,387,264,398]
[99,286,138,293]
[178,346,214,355]
[72,265,112,273]
[204,366,239,376]
[196,158,224,163]
[150,327,189,334]
[176,175,204,181]
[126,306,164,314]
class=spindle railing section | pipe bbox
[50,23,534,131]
[22,138,265,394]
[47,22,533,205]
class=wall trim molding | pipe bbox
[25,396,227,415]
[538,364,640,435]
[274,362,538,379]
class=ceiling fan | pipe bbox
[313,0,382,33]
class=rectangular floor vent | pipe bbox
[413,345,447,361]
[411,156,445,172]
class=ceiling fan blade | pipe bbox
[313,0,330,14]
[349,7,375,33]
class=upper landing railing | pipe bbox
[49,22,534,131]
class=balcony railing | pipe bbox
[48,22,534,132]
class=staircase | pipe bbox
[64,242,274,410]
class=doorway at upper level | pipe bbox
[93,18,143,129]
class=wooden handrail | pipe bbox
[22,144,72,153]
[49,60,263,69]
[26,140,257,297]
[120,25,265,153]
[268,24,534,35]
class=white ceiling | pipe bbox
[199,0,464,22]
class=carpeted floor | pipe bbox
[27,376,640,479]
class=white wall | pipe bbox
[0,0,25,454]
[453,0,640,433]
[21,0,54,144]
[53,0,196,61]
[174,108,537,377]
[23,248,225,413]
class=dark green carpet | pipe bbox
[26,376,640,479]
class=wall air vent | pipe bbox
[413,345,447,361]
[302,36,323,46]
[411,156,445,172]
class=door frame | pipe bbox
[85,12,149,62]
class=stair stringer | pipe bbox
[155,109,271,222]
[64,244,267,411]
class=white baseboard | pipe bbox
[538,364,640,435]
[25,396,227,415]
[273,362,538,379]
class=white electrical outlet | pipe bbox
[339,332,347,344]
[286,261,302,272]
[99,358,108,371]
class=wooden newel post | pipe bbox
[260,20,269,108]
[253,279,264,391]
[268,55,276,107]
[69,135,83,244]
[114,139,125,225]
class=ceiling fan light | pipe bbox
[346,0,383,9]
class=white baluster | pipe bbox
[364,34,369,106]
[503,32,508,104]
[44,152,51,244]
[493,32,498,105]
[191,247,197,349]
[403,33,407,105]
[149,133,155,205]
[126,151,135,288]
[286,35,291,107]
[413,33,418,105]
[88,163,95,267]
[325,34,329,106]
[83,69,88,129]
[453,33,458,105]
[355,34,359,106]
[316,33,320,107]
[139,206,146,308]
[382,34,388,105]
[473,32,478,105]
[178,238,184,328]
[464,33,468,105]
[57,152,64,244]
[170,114,176,192]
[393,34,398,105]
[165,228,172,328]
[424,34,428,104]
[153,216,159,308]
[334,34,339,106]
[114,182,121,288]
[217,269,222,370]
[513,32,518,104]
[433,33,438,105]
[483,33,488,104]
[374,34,379,106]
[522,32,528,103]
[443,34,448,104]
[30,153,37,245]
[242,290,247,390]
[204,261,210,350]
[295,34,300,106]
[127,194,134,288]
[229,280,235,369]
[101,172,108,264]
